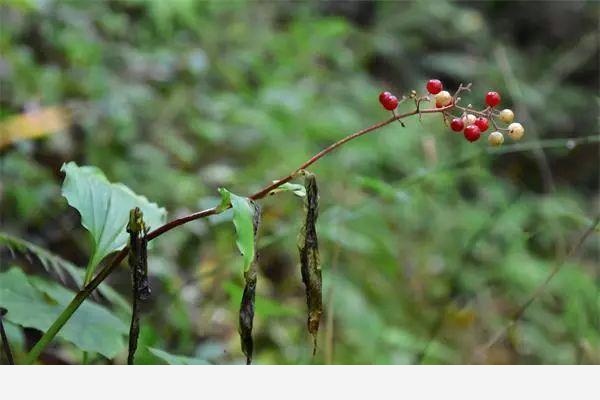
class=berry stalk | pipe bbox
[25,80,513,364]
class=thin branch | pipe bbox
[26,102,453,363]
[248,105,450,201]
[25,85,594,364]
[24,133,599,363]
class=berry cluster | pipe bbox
[378,79,525,146]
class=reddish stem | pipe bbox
[25,101,454,363]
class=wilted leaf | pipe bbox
[0,267,128,359]
[218,188,255,273]
[240,201,261,364]
[298,172,322,354]
[126,208,150,365]
[218,188,262,364]
[239,270,256,365]
[60,161,167,283]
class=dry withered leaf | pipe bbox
[126,207,150,365]
[239,201,261,365]
[298,172,322,355]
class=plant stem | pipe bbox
[20,101,453,364]
[25,250,127,364]
[83,256,95,286]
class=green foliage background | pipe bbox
[0,0,598,364]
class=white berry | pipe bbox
[488,131,504,146]
[499,109,514,124]
[462,114,476,125]
[508,122,525,140]
[435,91,452,106]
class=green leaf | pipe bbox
[60,161,167,283]
[218,188,255,273]
[0,267,128,359]
[268,182,306,197]
[147,347,209,365]
[216,187,231,212]
[0,232,129,311]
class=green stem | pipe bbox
[24,249,127,364]
[83,247,96,286]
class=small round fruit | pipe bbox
[508,122,525,140]
[450,118,464,132]
[474,117,489,132]
[380,94,399,110]
[488,131,504,146]
[463,125,481,142]
[426,79,443,95]
[499,108,514,123]
[485,91,501,107]
[379,91,393,104]
[462,113,476,125]
[435,90,452,106]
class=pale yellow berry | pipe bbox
[462,114,476,125]
[435,90,452,106]
[508,122,525,140]
[488,131,504,146]
[499,109,514,124]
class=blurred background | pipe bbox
[0,0,599,364]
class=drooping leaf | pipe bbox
[218,188,255,273]
[147,347,210,365]
[60,161,167,283]
[239,201,260,365]
[217,188,262,364]
[0,267,128,359]
[0,232,129,311]
[126,208,150,365]
[239,270,256,365]
[298,172,322,355]
[127,208,151,302]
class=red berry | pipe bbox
[379,91,392,104]
[485,91,501,107]
[474,117,489,132]
[464,125,481,142]
[450,118,464,132]
[426,79,443,95]
[380,94,398,110]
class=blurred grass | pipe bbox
[0,0,598,364]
